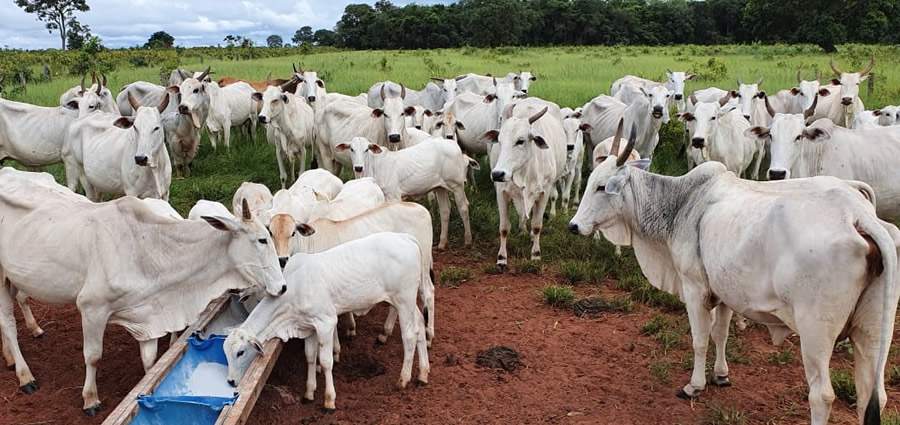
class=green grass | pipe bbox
[641,314,684,354]
[768,347,795,366]
[649,359,673,384]
[831,369,857,406]
[572,295,633,316]
[541,285,576,308]
[439,266,473,288]
[702,403,749,425]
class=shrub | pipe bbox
[542,285,575,307]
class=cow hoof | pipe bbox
[5,362,14,371]
[321,407,336,414]
[19,381,38,395]
[32,330,45,339]
[712,376,732,387]
[301,397,313,405]
[83,404,102,416]
[374,338,386,347]
[676,389,698,400]
[415,379,428,387]
[496,263,507,273]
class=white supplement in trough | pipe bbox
[186,362,234,398]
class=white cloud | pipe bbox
[0,0,452,49]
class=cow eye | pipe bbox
[153,126,160,132]
[193,89,199,94]
[710,117,716,121]
[258,238,268,244]
[794,135,802,142]
[236,350,244,358]
[515,139,525,146]
[291,230,297,237]
[596,185,605,192]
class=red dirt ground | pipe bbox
[2,249,898,425]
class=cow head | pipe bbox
[562,117,589,161]
[432,77,459,105]
[489,78,526,125]
[177,67,212,129]
[640,85,671,122]
[117,92,169,168]
[878,105,900,126]
[293,65,324,103]
[484,105,549,183]
[746,102,827,181]
[569,123,649,236]
[336,137,381,178]
[511,71,536,94]
[791,70,824,112]
[830,57,874,107]
[201,198,287,298]
[267,212,314,266]
[665,70,694,105]
[379,84,407,145]
[678,102,725,151]
[224,328,264,387]
[255,78,300,125]
[433,111,465,141]
[736,78,763,120]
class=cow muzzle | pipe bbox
[353,166,363,173]
[566,145,575,152]
[743,114,751,121]
[227,379,236,387]
[674,94,683,101]
[278,257,288,269]
[178,104,190,115]
[307,96,316,103]
[841,97,853,106]
[691,137,705,149]
[258,115,268,124]
[446,134,455,140]
[567,222,580,235]
[652,107,664,118]
[491,170,506,182]
[415,125,422,130]
[134,155,149,166]
[388,134,401,144]
[768,169,787,180]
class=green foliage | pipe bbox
[517,260,541,274]
[542,285,575,308]
[145,31,175,49]
[831,369,856,405]
[572,296,633,316]
[641,315,683,353]
[15,0,90,50]
[703,403,749,425]
[559,260,608,284]
[440,266,473,288]
[292,27,314,46]
[649,359,672,384]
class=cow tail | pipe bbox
[860,216,897,425]
[416,240,435,341]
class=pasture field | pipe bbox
[3,44,900,424]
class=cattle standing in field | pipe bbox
[679,101,764,180]
[750,111,900,219]
[254,78,316,188]
[338,136,475,249]
[206,81,257,149]
[484,98,566,270]
[569,130,899,425]
[62,93,172,201]
[0,95,87,167]
[367,80,449,113]
[559,113,590,211]
[59,74,117,114]
[611,70,693,112]
[224,232,429,412]
[0,171,287,415]
[876,105,899,126]
[806,58,873,128]
[456,72,536,96]
[581,90,666,160]
[169,68,212,177]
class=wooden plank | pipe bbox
[217,339,284,425]
[101,294,231,425]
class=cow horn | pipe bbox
[127,92,140,112]
[756,77,763,86]
[296,63,304,73]
[178,69,189,80]
[666,68,673,75]
[266,71,272,86]
[764,94,776,118]
[196,66,211,82]
[158,92,169,114]
[400,84,406,100]
[380,83,386,101]
[95,81,102,95]
[830,58,843,76]
[804,93,818,120]
[101,73,107,87]
[815,70,821,81]
[241,198,252,221]
[528,106,548,125]
[860,56,875,77]
[91,71,97,86]
[79,74,86,93]
[796,69,803,84]
[617,123,638,167]
[689,94,698,105]
[737,78,743,86]
[610,117,624,160]
[430,77,445,83]
[492,77,497,87]
[292,63,298,73]
[718,92,732,107]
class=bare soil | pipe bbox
[1,248,896,424]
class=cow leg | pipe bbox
[79,308,109,415]
[451,185,472,246]
[63,158,82,193]
[798,331,837,425]
[209,130,219,151]
[1,332,13,369]
[378,308,398,344]
[315,321,338,411]
[0,279,35,391]
[15,291,44,338]
[344,313,356,337]
[511,195,528,234]
[275,143,288,189]
[332,327,341,363]
[303,334,318,403]
[530,194,548,261]
[549,186,559,217]
[82,178,99,202]
[434,188,451,250]
[138,339,158,373]
[679,285,713,399]
[561,171,575,212]
[414,307,430,384]
[495,188,511,271]
[710,305,733,386]
[393,302,420,389]
[223,121,232,151]
[850,327,882,423]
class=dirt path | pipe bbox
[0,249,894,424]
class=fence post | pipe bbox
[867,72,875,98]
[42,64,51,82]
[18,72,26,93]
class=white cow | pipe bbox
[254,79,316,188]
[807,58,873,128]
[0,172,287,414]
[456,72,536,95]
[116,81,168,117]
[62,93,172,201]
[338,136,475,249]
[0,97,80,167]
[612,70,693,112]
[581,92,664,159]
[367,80,449,112]
[559,114,590,211]
[59,74,117,114]
[680,102,763,179]
[752,114,900,219]
[188,199,232,220]
[876,105,899,126]
[569,135,899,425]
[233,182,273,219]
[223,232,429,411]
[484,98,566,270]
[164,67,213,177]
[445,80,525,158]
[206,81,257,150]
[853,110,882,130]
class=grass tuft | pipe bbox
[768,347,794,366]
[542,285,575,308]
[573,296,633,316]
[703,403,749,425]
[440,266,473,288]
[831,369,856,405]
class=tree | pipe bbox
[145,31,175,49]
[292,26,314,45]
[66,18,90,50]
[335,4,376,48]
[15,0,90,50]
[266,34,284,48]
[313,29,337,46]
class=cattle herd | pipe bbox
[0,57,899,424]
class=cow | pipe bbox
[581,92,665,160]
[0,171,287,414]
[62,93,172,201]
[806,58,873,128]
[224,232,429,411]
[569,128,899,425]
[116,81,169,117]
[218,75,290,93]
[254,78,316,188]
[168,69,212,87]
[611,70,694,112]
[750,112,900,220]
[0,96,83,167]
[679,101,763,180]
[875,105,899,126]
[338,136,475,249]
[559,114,590,211]
[484,98,566,270]
[206,81,257,149]
[367,80,447,112]
[59,74,117,114]
[168,67,212,176]
[232,182,273,220]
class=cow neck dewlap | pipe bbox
[241,292,308,343]
[627,165,720,241]
[794,137,828,179]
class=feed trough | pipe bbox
[102,295,284,425]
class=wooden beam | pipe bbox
[217,339,284,425]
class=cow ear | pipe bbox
[604,175,627,195]
[685,74,696,80]
[481,130,499,144]
[678,112,695,122]
[483,94,497,103]
[803,127,831,141]
[167,85,180,94]
[873,110,883,116]
[281,94,289,103]
[113,117,135,129]
[831,79,841,86]
[790,87,800,95]
[368,144,383,154]
[335,143,350,152]
[455,121,466,130]
[65,100,80,110]
[251,339,264,354]
[532,135,549,149]
[404,106,416,116]
[295,223,316,236]
[372,109,384,118]
[424,109,433,117]
[579,123,592,132]
[818,88,831,97]
[744,126,770,139]
[251,92,263,102]
[201,215,241,232]
[627,159,651,171]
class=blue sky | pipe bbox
[0,0,451,50]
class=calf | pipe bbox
[338,136,475,249]
[680,102,763,179]
[254,79,316,188]
[224,233,429,411]
[559,114,590,211]
[207,81,257,149]
[59,74,117,114]
[232,182,273,220]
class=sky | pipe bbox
[0,0,450,50]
